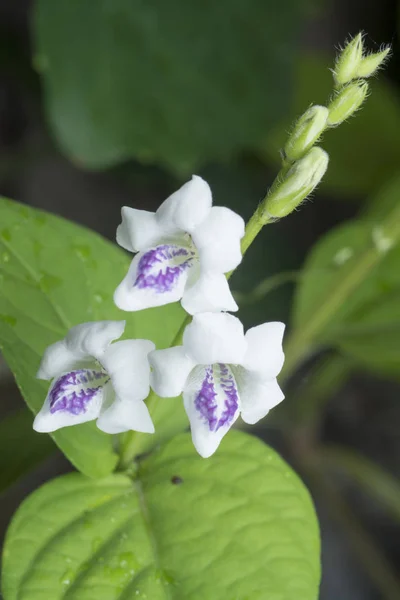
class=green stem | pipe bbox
[240,206,273,256]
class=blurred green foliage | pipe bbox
[289,174,400,379]
[34,0,310,172]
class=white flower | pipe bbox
[33,321,155,435]
[114,175,245,315]
[149,313,285,458]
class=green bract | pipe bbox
[2,432,320,600]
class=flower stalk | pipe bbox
[118,33,391,467]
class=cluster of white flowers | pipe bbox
[34,176,285,458]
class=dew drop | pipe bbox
[74,244,92,261]
[59,568,75,587]
[333,247,353,266]
[1,252,10,263]
[94,292,106,304]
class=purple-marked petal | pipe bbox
[33,368,109,433]
[183,363,240,458]
[49,368,108,415]
[114,243,197,311]
[135,244,195,292]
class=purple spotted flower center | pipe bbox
[49,369,110,416]
[194,363,239,431]
[134,244,196,293]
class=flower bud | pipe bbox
[264,147,329,218]
[284,105,329,162]
[334,33,363,87]
[356,47,391,78]
[327,81,368,126]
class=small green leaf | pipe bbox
[289,177,400,377]
[0,198,184,477]
[34,0,308,172]
[2,431,320,600]
[0,409,55,493]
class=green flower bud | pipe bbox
[334,33,363,87]
[356,47,391,78]
[284,105,329,162]
[327,81,369,126]
[264,147,329,218]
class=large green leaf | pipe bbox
[0,409,55,493]
[34,0,308,172]
[262,55,400,197]
[289,177,400,377]
[0,198,185,477]
[2,431,320,600]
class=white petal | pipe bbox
[101,339,155,402]
[191,206,245,273]
[156,175,212,234]
[36,340,93,380]
[33,369,109,433]
[97,399,154,434]
[116,207,180,253]
[236,370,284,424]
[65,321,126,361]
[114,244,196,312]
[183,312,246,365]
[149,346,194,398]
[181,271,238,315]
[184,364,240,458]
[242,322,285,379]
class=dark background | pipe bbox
[0,1,399,599]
